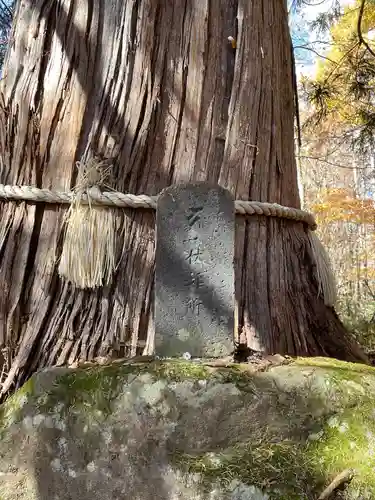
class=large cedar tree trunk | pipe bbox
[0,0,367,396]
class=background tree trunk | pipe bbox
[0,0,367,396]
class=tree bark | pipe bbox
[0,0,367,397]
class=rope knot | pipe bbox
[74,157,112,195]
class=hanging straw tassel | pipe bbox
[307,230,337,307]
[58,158,116,289]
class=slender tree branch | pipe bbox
[0,9,11,28]
[0,1,12,27]
[325,41,360,82]
[0,0,13,19]
[299,155,370,170]
[318,469,355,500]
[295,40,336,47]
[294,45,336,64]
[357,0,375,59]
[363,279,375,299]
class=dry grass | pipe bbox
[58,158,116,289]
[308,231,337,307]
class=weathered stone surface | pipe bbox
[155,182,235,358]
[1,357,375,499]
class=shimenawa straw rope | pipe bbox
[0,160,336,306]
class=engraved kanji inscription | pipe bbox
[184,248,203,264]
[186,297,203,315]
[183,234,199,244]
[186,206,204,227]
[183,272,204,289]
[155,182,235,358]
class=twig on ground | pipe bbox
[318,468,355,499]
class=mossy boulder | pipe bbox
[0,357,375,499]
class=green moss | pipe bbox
[35,363,149,417]
[2,357,375,499]
[150,360,211,381]
[39,361,210,410]
[0,377,35,433]
[15,377,35,398]
[212,365,255,388]
[151,360,262,390]
[172,437,325,499]
[306,401,375,497]
[26,360,210,419]
[293,357,375,397]
[0,360,216,423]
[295,356,375,376]
[172,400,375,500]
[169,358,375,499]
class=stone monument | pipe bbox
[155,182,235,357]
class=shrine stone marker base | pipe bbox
[155,182,235,357]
